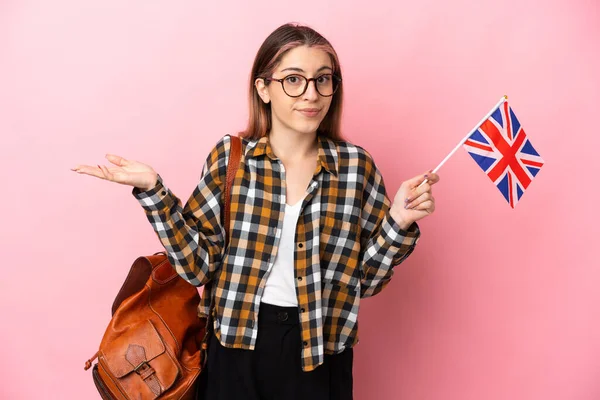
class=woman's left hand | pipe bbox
[389,171,440,230]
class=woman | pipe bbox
[72,23,439,400]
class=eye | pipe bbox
[284,75,303,85]
[316,74,332,84]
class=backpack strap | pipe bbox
[201,135,242,366]
[223,135,242,246]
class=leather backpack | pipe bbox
[84,135,242,399]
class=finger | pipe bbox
[426,172,440,185]
[404,172,431,189]
[405,182,432,203]
[406,192,432,209]
[106,154,129,167]
[71,163,115,172]
[99,164,114,181]
[411,199,435,213]
[415,173,440,189]
[71,164,107,179]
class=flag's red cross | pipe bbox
[463,101,544,208]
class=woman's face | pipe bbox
[256,45,334,137]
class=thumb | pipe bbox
[106,154,129,167]
[403,171,431,189]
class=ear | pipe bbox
[254,78,271,104]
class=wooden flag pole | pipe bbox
[417,95,508,188]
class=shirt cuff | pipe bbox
[131,174,174,212]
[382,213,421,248]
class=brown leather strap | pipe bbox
[200,135,242,368]
[223,135,242,247]
[84,351,99,371]
[125,344,163,396]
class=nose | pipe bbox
[302,79,319,101]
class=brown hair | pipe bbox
[239,23,344,141]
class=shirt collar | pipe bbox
[245,134,339,178]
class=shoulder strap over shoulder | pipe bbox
[223,134,242,246]
[201,134,241,347]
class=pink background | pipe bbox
[1,0,598,399]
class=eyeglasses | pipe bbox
[263,73,342,98]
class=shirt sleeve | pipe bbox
[358,149,421,298]
[131,135,231,287]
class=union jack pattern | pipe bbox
[463,101,544,208]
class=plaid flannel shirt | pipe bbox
[132,134,420,371]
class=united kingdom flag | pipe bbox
[463,101,544,208]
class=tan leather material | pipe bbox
[123,346,163,397]
[90,255,198,399]
[125,344,150,370]
[104,321,166,377]
[152,257,179,284]
[224,135,242,246]
[96,361,127,399]
[86,135,243,399]
[111,255,152,316]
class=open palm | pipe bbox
[71,154,158,191]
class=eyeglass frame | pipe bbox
[262,73,342,98]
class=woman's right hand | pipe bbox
[71,154,159,192]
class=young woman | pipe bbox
[72,23,439,400]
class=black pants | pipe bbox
[196,302,353,400]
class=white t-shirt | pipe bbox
[261,197,304,307]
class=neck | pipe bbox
[269,128,318,161]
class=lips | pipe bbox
[297,108,321,117]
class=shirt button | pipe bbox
[303,341,308,347]
[297,276,303,281]
[300,308,305,313]
[161,191,166,195]
[298,243,303,248]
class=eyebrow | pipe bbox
[280,66,333,73]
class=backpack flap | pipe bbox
[101,320,180,399]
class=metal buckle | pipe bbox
[133,361,149,373]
